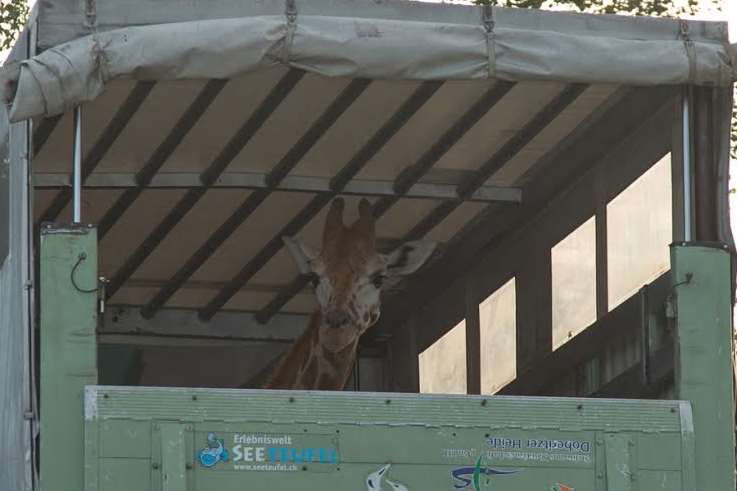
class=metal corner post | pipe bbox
[671,243,735,491]
[40,224,98,491]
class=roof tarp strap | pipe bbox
[1,9,735,122]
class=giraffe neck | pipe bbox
[263,311,359,390]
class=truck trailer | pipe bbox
[1,1,737,490]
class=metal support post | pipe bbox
[672,243,735,491]
[72,107,82,223]
[40,224,98,491]
[681,88,692,241]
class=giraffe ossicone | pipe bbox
[264,197,436,390]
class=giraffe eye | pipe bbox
[306,273,320,288]
[371,274,385,288]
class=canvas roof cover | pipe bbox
[1,0,736,123]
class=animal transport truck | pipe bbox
[1,1,737,490]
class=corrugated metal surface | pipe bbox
[88,385,685,431]
[0,119,33,491]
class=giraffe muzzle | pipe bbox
[324,309,350,328]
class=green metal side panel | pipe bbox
[671,244,736,491]
[85,386,696,491]
[40,225,99,491]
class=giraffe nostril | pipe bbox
[325,310,348,328]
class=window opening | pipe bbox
[479,278,516,394]
[552,216,597,349]
[419,320,467,394]
[607,154,672,308]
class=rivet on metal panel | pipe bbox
[152,463,160,470]
[192,395,198,401]
[576,404,583,410]
[103,393,109,399]
[597,473,604,479]
[289,396,295,403]
[385,399,392,404]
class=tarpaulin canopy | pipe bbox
[1,0,735,124]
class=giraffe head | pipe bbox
[284,198,436,350]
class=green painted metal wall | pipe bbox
[40,225,99,491]
[38,219,737,491]
[672,244,736,491]
[83,386,695,490]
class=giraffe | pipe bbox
[263,197,436,390]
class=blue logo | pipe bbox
[451,457,517,490]
[197,433,230,468]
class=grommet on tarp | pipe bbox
[482,4,496,80]
[286,0,297,24]
[284,0,298,65]
[679,19,697,84]
[482,4,494,32]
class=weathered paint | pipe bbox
[84,386,695,490]
[37,228,734,491]
[40,225,98,491]
[672,244,735,491]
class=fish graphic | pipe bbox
[451,456,517,490]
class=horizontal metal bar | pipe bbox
[97,334,287,348]
[33,172,521,203]
[101,306,308,342]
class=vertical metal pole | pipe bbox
[72,107,82,223]
[681,88,692,241]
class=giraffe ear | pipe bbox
[283,236,319,275]
[383,240,437,276]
